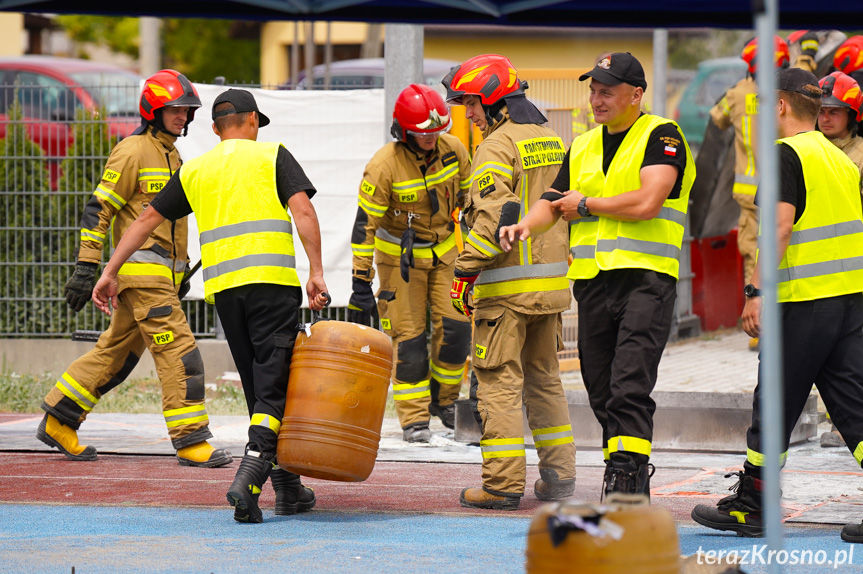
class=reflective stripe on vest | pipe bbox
[374,227,456,259]
[774,131,863,303]
[567,115,694,281]
[474,261,569,299]
[180,139,299,303]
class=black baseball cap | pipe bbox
[579,52,648,91]
[212,88,271,127]
[776,67,821,99]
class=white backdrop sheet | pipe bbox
[174,84,385,306]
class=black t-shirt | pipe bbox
[150,145,316,221]
[551,116,687,200]
[754,142,806,223]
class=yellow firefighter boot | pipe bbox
[459,487,520,510]
[36,413,97,461]
[177,441,233,468]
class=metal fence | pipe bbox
[1,80,585,353]
[0,81,221,338]
[0,81,370,338]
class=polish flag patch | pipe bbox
[664,145,677,156]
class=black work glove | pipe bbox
[347,277,379,326]
[64,262,97,312]
[799,31,820,58]
[400,227,416,283]
[177,263,192,300]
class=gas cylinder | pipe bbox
[277,319,393,482]
[525,494,680,574]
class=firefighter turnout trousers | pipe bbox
[574,269,677,462]
[376,262,471,430]
[42,284,211,449]
[472,305,575,496]
[734,192,758,284]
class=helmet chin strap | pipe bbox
[404,135,433,157]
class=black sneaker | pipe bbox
[691,471,764,537]
[841,521,863,543]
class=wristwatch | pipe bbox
[577,196,591,217]
[743,284,761,298]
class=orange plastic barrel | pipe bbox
[525,495,680,574]
[277,319,393,482]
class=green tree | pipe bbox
[55,15,261,84]
[0,93,55,335]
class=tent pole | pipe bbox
[652,28,668,118]
[754,0,783,569]
[384,24,424,143]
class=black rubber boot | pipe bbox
[691,466,764,537]
[402,422,432,443]
[534,468,575,501]
[226,452,273,523]
[428,403,455,429]
[270,467,316,516]
[841,521,863,543]
[602,454,654,500]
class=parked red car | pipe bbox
[0,56,141,160]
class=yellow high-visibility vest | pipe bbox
[567,114,695,280]
[774,131,863,303]
[180,139,300,303]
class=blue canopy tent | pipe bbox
[2,1,859,569]
[0,0,859,28]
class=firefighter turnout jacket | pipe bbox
[352,133,472,430]
[456,110,571,314]
[78,125,188,289]
[827,132,863,189]
[710,77,760,197]
[352,132,471,276]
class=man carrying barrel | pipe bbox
[92,88,329,524]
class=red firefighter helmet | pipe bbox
[139,69,201,123]
[820,71,863,123]
[390,84,451,142]
[442,54,524,106]
[741,35,790,75]
[834,36,863,76]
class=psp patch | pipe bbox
[153,331,174,345]
[476,173,496,197]
[475,344,487,359]
[360,179,376,196]
[102,169,121,183]
[146,181,165,193]
[745,93,759,116]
